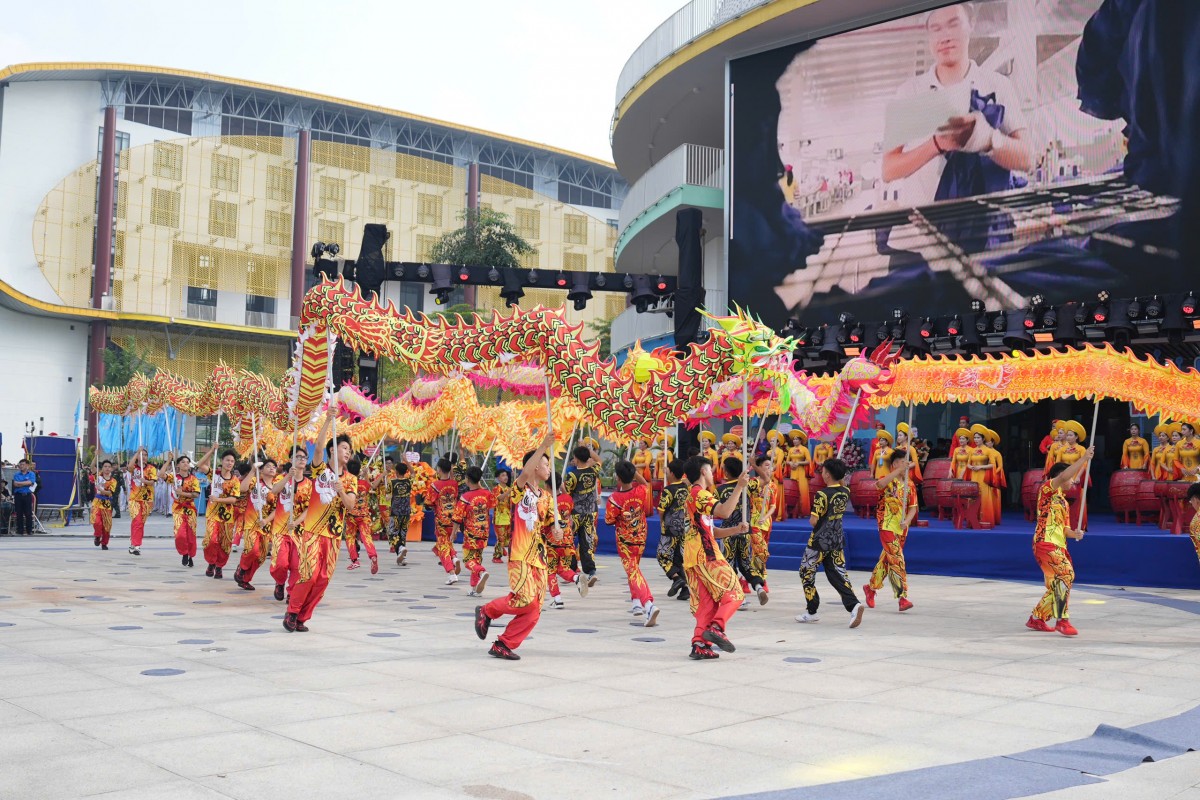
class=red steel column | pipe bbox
[464,162,480,307]
[88,105,118,447]
[289,129,312,323]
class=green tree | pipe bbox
[103,336,156,388]
[429,207,536,269]
[588,315,615,360]
[245,354,266,375]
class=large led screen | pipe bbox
[728,0,1193,329]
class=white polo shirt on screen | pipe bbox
[890,60,1028,206]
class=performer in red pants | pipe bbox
[545,494,587,608]
[475,433,583,660]
[865,451,918,612]
[201,450,242,579]
[681,456,750,660]
[425,458,461,584]
[91,461,117,550]
[234,459,278,591]
[126,448,156,556]
[454,466,496,596]
[1027,445,1093,636]
[605,460,659,626]
[343,459,379,574]
[170,455,201,566]
[269,446,311,602]
[284,422,357,633]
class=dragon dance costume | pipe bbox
[478,484,552,655]
[203,469,240,573]
[270,476,311,598]
[235,477,277,589]
[564,464,600,578]
[426,477,461,578]
[172,473,201,560]
[286,466,356,628]
[605,483,656,622]
[546,494,581,604]
[453,487,496,594]
[867,475,917,608]
[91,476,117,548]
[491,482,516,563]
[127,462,156,551]
[1029,482,1075,628]
[684,484,743,656]
[345,476,379,571]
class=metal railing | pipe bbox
[614,0,770,112]
[617,143,724,237]
[186,302,216,321]
[245,310,276,328]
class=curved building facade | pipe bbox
[0,63,628,449]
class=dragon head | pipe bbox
[704,306,797,375]
[842,341,902,395]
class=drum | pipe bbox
[809,471,826,496]
[848,470,878,518]
[782,479,800,517]
[1020,469,1044,522]
[1159,481,1192,535]
[922,458,953,510]
[950,480,981,529]
[934,478,957,520]
[651,479,663,507]
[1132,480,1160,526]
[1109,470,1145,522]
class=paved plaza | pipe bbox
[2,516,1200,799]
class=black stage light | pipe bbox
[429,264,454,306]
[567,274,592,311]
[500,268,524,308]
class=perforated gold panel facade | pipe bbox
[34,135,622,336]
[110,324,289,385]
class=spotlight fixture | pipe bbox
[946,315,961,336]
[655,275,668,293]
[1127,298,1142,318]
[975,314,989,334]
[892,307,905,320]
[629,274,657,313]
[1074,304,1089,325]
[567,274,592,312]
[848,323,864,343]
[969,299,985,313]
[310,242,327,259]
[555,272,568,288]
[595,273,607,288]
[527,269,540,285]
[1183,293,1198,316]
[810,326,825,347]
[1145,295,1163,318]
[919,317,933,338]
[487,267,501,282]
[876,321,890,342]
[500,268,524,308]
[1023,309,1037,329]
[1093,301,1108,323]
[417,264,431,279]
[779,319,801,339]
[836,325,848,345]
[1041,306,1058,328]
[993,311,1007,332]
[622,274,634,290]
[325,243,340,257]
[457,266,470,282]
[839,311,854,325]
[429,264,454,306]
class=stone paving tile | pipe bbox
[2,533,1200,799]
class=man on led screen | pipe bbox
[881,3,1033,210]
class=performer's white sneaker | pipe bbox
[551,596,565,609]
[630,601,644,616]
[740,598,751,609]
[795,612,820,623]
[453,556,462,575]
[849,603,865,629]
[475,571,489,595]
[574,573,589,599]
[445,574,459,585]
[643,603,660,627]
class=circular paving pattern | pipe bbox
[140,668,186,677]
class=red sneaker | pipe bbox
[863,584,876,609]
[1055,619,1079,636]
[898,597,914,612]
[488,640,520,660]
[1025,615,1052,632]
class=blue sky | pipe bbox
[2,0,684,161]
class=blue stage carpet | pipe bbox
[594,513,1200,590]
